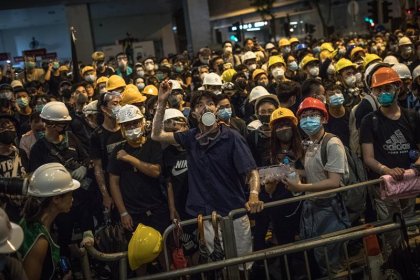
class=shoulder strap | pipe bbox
[11,146,20,178]
[41,138,66,164]
[364,94,378,111]
[401,108,418,136]
[321,133,336,167]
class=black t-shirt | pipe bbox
[325,111,350,148]
[89,126,125,169]
[97,67,114,78]
[360,109,420,176]
[355,98,375,129]
[246,130,271,167]
[162,145,189,219]
[70,113,94,152]
[107,139,164,214]
[29,132,88,172]
[14,113,31,138]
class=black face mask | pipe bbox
[258,114,271,124]
[60,89,72,99]
[0,131,16,145]
[276,127,293,143]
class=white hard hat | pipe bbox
[248,86,270,103]
[265,42,275,50]
[392,63,412,79]
[398,36,412,47]
[413,65,420,80]
[203,73,222,86]
[242,51,257,62]
[28,163,80,197]
[383,55,399,65]
[116,104,144,124]
[0,208,23,253]
[254,94,280,113]
[163,108,186,122]
[169,80,182,91]
[364,62,380,89]
[40,101,72,122]
[82,100,98,115]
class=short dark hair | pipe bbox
[276,81,301,103]
[301,78,323,99]
[215,93,230,104]
[30,112,42,123]
[190,90,218,111]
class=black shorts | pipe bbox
[130,206,171,234]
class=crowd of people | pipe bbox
[0,25,418,279]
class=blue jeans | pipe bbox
[300,197,350,275]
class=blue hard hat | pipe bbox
[296,44,308,51]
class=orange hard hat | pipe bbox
[370,67,402,88]
[296,97,328,121]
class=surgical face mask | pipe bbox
[288,61,298,71]
[344,75,357,88]
[355,72,362,83]
[118,61,127,68]
[200,57,210,65]
[136,82,145,91]
[377,91,395,107]
[17,97,29,108]
[338,48,346,55]
[259,81,269,88]
[312,46,321,54]
[328,93,345,106]
[309,66,319,77]
[52,62,60,70]
[272,67,285,79]
[217,107,232,121]
[125,127,143,141]
[276,127,293,143]
[25,61,35,69]
[258,114,271,124]
[145,64,154,71]
[137,69,145,77]
[97,62,105,69]
[85,74,96,83]
[35,130,45,140]
[282,47,291,54]
[224,46,232,54]
[156,73,165,81]
[35,104,45,112]
[248,63,257,71]
[327,64,335,75]
[300,116,322,136]
[0,131,16,144]
[111,105,121,119]
[174,65,184,73]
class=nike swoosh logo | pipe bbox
[172,167,188,176]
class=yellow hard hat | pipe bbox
[335,58,357,73]
[81,66,94,76]
[121,84,147,105]
[289,37,299,44]
[270,107,298,128]
[350,47,365,60]
[92,51,105,61]
[319,50,332,61]
[299,54,319,69]
[362,53,382,70]
[221,69,237,83]
[106,75,126,91]
[252,69,267,81]
[58,65,69,72]
[128,224,163,270]
[142,85,158,96]
[268,55,286,69]
[398,36,412,46]
[278,38,290,47]
[96,76,109,86]
[320,42,334,52]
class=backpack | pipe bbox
[321,133,368,223]
[349,94,378,157]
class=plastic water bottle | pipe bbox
[283,157,301,196]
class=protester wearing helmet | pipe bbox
[391,63,412,108]
[215,93,247,138]
[335,58,361,109]
[108,105,168,245]
[152,82,263,270]
[92,51,114,78]
[284,97,349,276]
[267,56,287,86]
[278,38,291,57]
[81,66,97,85]
[96,76,109,95]
[202,73,223,95]
[252,69,269,89]
[360,66,420,254]
[408,65,420,111]
[106,75,126,94]
[398,36,416,70]
[20,163,80,280]
[242,51,258,72]
[300,55,320,79]
[289,37,299,51]
[350,47,366,66]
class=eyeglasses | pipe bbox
[372,84,397,95]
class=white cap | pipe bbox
[248,86,270,103]
[203,73,222,86]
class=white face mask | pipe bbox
[224,46,232,54]
[309,66,319,77]
[85,74,96,83]
[137,69,145,77]
[248,63,257,71]
[344,75,357,88]
[271,67,285,79]
[125,127,143,141]
[136,82,145,91]
[327,64,335,75]
[145,64,154,71]
[355,72,362,83]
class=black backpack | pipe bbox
[321,133,368,223]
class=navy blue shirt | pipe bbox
[174,125,257,216]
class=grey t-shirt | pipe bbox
[304,136,349,198]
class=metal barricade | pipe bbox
[131,215,420,280]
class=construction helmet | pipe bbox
[268,56,286,69]
[252,69,267,81]
[362,53,382,70]
[96,76,109,86]
[320,42,334,52]
[265,42,276,51]
[116,104,144,124]
[278,38,290,47]
[383,55,399,65]
[391,63,412,80]
[295,43,308,52]
[28,163,80,197]
[371,67,402,88]
[121,84,147,106]
[254,94,279,113]
[296,97,329,121]
[203,73,222,86]
[128,224,163,270]
[106,75,126,91]
[335,58,357,73]
[248,86,270,103]
[398,36,412,47]
[221,69,237,83]
[81,66,94,76]
[82,100,98,116]
[242,51,257,62]
[350,47,365,60]
[40,101,72,122]
[92,51,105,61]
[169,80,182,91]
[270,107,298,127]
[289,37,299,44]
[413,65,420,81]
[299,55,319,69]
[163,108,187,122]
[142,85,158,96]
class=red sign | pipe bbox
[0,53,10,61]
[22,48,47,57]
[14,56,24,63]
[42,53,57,60]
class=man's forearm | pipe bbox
[93,163,109,196]
[248,169,260,194]
[151,101,166,140]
